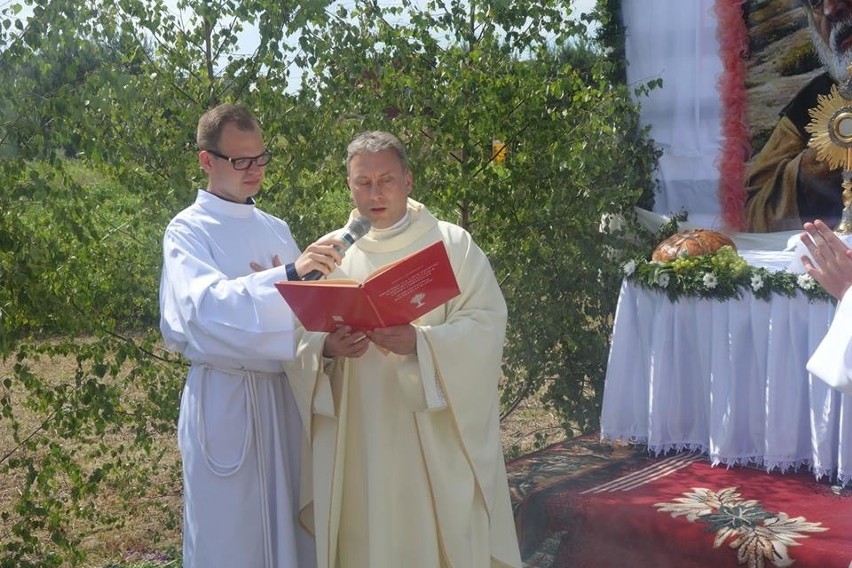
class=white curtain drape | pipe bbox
[623,0,724,228]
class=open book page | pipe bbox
[361,241,460,324]
[274,240,460,331]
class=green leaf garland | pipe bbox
[622,246,834,303]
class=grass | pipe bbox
[1,343,562,567]
[0,345,183,568]
[501,389,565,460]
[102,553,181,568]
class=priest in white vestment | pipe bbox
[285,131,522,568]
[159,104,342,568]
[801,219,852,393]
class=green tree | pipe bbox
[281,0,659,436]
[0,1,332,565]
[0,0,659,564]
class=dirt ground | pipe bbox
[0,347,563,567]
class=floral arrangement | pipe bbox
[622,245,833,303]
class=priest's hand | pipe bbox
[323,326,370,358]
[801,219,852,300]
[294,236,346,279]
[365,325,416,356]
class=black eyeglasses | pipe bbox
[206,149,272,170]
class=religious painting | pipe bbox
[742,0,852,232]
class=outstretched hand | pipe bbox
[801,219,852,300]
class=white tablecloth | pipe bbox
[600,278,852,484]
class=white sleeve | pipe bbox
[159,224,296,361]
[395,329,447,412]
[807,290,852,394]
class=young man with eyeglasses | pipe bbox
[746,0,852,232]
[159,103,342,567]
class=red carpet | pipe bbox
[506,435,852,568]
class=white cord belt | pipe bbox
[196,364,278,567]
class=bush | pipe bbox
[777,41,821,77]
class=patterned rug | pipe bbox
[506,434,852,568]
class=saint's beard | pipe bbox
[811,21,852,83]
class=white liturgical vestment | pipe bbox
[808,289,852,394]
[159,189,315,568]
[286,199,522,568]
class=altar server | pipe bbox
[802,218,852,393]
[285,131,522,568]
[159,103,340,567]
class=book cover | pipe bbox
[275,240,461,331]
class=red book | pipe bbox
[275,240,461,331]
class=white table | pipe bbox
[600,272,852,484]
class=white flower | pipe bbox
[751,274,764,291]
[797,274,815,290]
[656,273,670,288]
[623,260,636,276]
[703,273,718,289]
[600,213,625,233]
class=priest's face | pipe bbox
[200,122,267,203]
[807,0,852,83]
[347,149,413,229]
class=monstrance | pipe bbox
[805,65,852,234]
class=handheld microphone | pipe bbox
[301,215,372,281]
